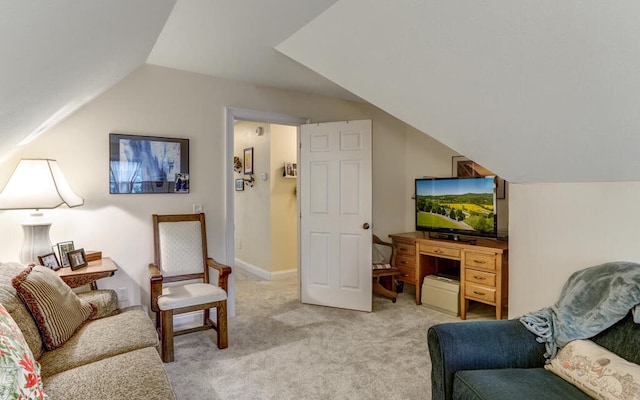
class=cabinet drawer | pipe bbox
[465,284,496,303]
[396,265,415,283]
[394,242,416,257]
[395,254,415,269]
[465,252,497,271]
[465,269,496,287]
[421,244,460,259]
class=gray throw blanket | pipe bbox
[520,261,640,361]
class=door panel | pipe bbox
[300,120,372,311]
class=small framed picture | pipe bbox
[38,252,61,271]
[67,248,88,271]
[284,162,297,178]
[55,241,75,267]
[243,147,254,175]
[235,179,244,191]
[174,173,189,193]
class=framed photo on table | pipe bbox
[38,252,61,271]
[67,248,88,271]
[55,241,74,267]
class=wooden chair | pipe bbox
[372,234,402,303]
[148,213,232,363]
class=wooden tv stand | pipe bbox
[389,232,508,320]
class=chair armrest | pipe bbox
[428,319,546,400]
[206,258,232,292]
[148,263,163,312]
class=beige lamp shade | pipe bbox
[0,159,84,209]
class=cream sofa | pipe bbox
[0,262,176,399]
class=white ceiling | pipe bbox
[4,1,640,183]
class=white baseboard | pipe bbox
[234,259,297,281]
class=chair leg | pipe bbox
[216,302,228,349]
[161,310,175,363]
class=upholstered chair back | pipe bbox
[153,214,209,283]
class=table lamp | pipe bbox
[0,159,84,264]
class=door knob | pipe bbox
[362,223,370,230]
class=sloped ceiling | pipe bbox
[0,0,176,163]
[147,0,359,102]
[277,0,640,183]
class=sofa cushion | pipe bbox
[42,347,176,400]
[12,265,96,350]
[545,339,640,399]
[453,368,592,400]
[0,262,44,359]
[38,306,159,377]
[0,303,48,399]
[76,289,119,319]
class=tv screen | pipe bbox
[415,176,497,238]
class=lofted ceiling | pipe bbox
[4,1,640,183]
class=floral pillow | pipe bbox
[0,303,48,399]
[545,339,640,399]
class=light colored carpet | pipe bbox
[164,269,494,400]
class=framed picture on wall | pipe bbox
[452,155,507,199]
[109,133,189,194]
[243,147,253,175]
[235,179,244,191]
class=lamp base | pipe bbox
[20,215,52,264]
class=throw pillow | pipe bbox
[545,339,640,399]
[12,266,96,350]
[0,303,48,399]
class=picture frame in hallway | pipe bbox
[235,179,244,191]
[243,147,253,175]
[109,133,189,194]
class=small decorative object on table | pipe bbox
[67,248,88,271]
[174,173,189,193]
[85,251,102,262]
[38,252,61,271]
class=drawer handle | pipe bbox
[399,247,407,251]
[433,249,442,253]
[473,276,486,280]
[473,291,486,296]
[472,260,487,264]
[401,260,408,264]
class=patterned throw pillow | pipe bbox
[0,303,48,399]
[12,266,95,350]
[545,339,640,400]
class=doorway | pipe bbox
[233,120,298,279]
[225,108,307,315]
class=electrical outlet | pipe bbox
[193,204,203,213]
[116,287,128,302]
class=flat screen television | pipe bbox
[415,176,497,239]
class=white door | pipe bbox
[300,120,372,312]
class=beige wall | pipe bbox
[270,124,297,273]
[0,64,458,317]
[508,182,640,317]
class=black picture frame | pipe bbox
[55,241,74,267]
[109,133,189,194]
[67,248,88,271]
[235,179,244,191]
[243,147,254,175]
[38,252,61,271]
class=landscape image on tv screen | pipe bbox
[415,176,495,235]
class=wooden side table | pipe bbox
[56,257,117,289]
